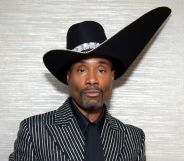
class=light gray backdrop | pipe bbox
[0,0,183,161]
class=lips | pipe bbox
[83,89,101,97]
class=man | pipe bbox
[9,7,171,161]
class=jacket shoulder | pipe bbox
[124,124,145,140]
[21,110,56,126]
[111,116,145,139]
[112,117,145,153]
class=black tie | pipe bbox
[85,122,105,161]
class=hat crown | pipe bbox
[66,21,107,51]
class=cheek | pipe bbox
[68,76,84,95]
[100,77,113,95]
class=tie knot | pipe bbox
[88,122,98,130]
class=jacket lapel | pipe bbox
[101,111,126,161]
[46,98,126,161]
[46,98,85,161]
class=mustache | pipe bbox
[80,85,103,94]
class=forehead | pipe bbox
[71,56,113,66]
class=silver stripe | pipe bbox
[72,42,100,52]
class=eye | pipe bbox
[98,67,106,73]
[99,69,105,73]
[77,67,86,73]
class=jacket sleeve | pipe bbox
[9,119,38,161]
[137,129,146,161]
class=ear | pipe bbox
[111,70,115,80]
[67,71,70,84]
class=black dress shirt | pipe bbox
[69,98,105,161]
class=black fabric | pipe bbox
[85,122,105,161]
[70,98,88,134]
[69,98,105,134]
[69,98,105,161]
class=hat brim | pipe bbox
[43,7,171,85]
[43,49,125,84]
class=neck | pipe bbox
[72,99,104,122]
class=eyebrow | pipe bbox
[69,59,113,72]
[78,60,111,65]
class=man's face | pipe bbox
[67,57,115,111]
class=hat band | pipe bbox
[72,42,100,52]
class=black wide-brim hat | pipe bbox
[43,7,171,85]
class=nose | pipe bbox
[85,70,99,85]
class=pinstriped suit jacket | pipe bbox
[9,98,146,161]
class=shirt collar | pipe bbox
[69,97,106,134]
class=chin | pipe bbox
[81,100,104,111]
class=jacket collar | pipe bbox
[54,97,120,131]
[47,97,126,161]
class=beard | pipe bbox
[79,85,104,111]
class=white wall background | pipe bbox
[0,0,183,161]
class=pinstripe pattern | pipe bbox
[9,98,146,161]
